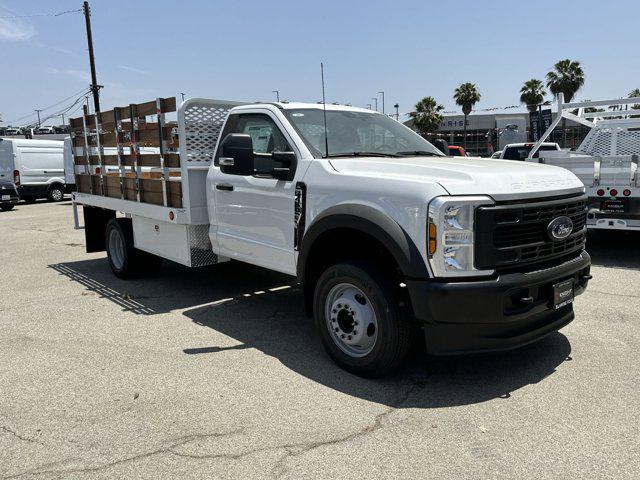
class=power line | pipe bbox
[26,92,91,127]
[0,8,82,19]
[4,87,91,125]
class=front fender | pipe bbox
[297,203,429,282]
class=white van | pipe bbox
[0,138,66,202]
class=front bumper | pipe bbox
[405,251,591,355]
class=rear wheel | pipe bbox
[313,261,413,377]
[47,184,64,202]
[105,218,162,279]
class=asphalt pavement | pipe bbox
[0,200,638,479]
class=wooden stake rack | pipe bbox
[70,97,182,208]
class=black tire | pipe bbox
[105,218,163,279]
[313,261,413,377]
[22,196,36,204]
[1,204,14,211]
[47,184,65,202]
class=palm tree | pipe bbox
[453,83,481,150]
[628,89,640,116]
[410,97,444,137]
[520,79,546,112]
[546,59,585,147]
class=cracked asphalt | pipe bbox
[1,201,638,479]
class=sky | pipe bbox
[0,0,638,126]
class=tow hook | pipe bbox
[582,274,593,281]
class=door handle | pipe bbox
[216,184,234,191]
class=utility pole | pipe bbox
[378,91,385,115]
[272,90,280,102]
[372,97,378,112]
[83,1,100,112]
[34,109,42,128]
[394,103,399,120]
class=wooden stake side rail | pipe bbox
[70,124,178,149]
[76,174,183,208]
[71,96,182,208]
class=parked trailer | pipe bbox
[528,94,640,231]
[70,96,591,376]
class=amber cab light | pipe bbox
[428,222,437,256]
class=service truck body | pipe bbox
[528,95,640,231]
[69,97,591,376]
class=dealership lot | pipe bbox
[0,201,638,479]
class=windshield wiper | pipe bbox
[396,150,443,157]
[325,151,401,158]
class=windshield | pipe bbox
[282,109,444,158]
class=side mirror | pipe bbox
[270,151,297,181]
[220,133,254,176]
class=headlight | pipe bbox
[428,195,494,278]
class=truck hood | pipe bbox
[328,156,584,201]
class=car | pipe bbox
[36,126,56,135]
[500,142,560,160]
[490,150,502,159]
[0,176,20,211]
[448,145,466,157]
[2,127,21,136]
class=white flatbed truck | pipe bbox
[528,94,640,231]
[69,96,592,376]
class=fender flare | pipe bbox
[296,203,430,282]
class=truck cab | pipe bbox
[70,98,592,377]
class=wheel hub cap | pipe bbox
[325,283,378,357]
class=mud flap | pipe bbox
[83,206,115,253]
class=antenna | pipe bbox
[321,62,329,158]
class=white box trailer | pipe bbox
[528,94,640,231]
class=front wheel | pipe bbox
[313,261,413,377]
[1,204,14,211]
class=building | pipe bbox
[405,109,589,157]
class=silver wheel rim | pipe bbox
[108,228,125,270]
[325,283,378,358]
[51,188,63,201]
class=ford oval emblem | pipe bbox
[547,216,573,241]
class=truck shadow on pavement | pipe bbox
[49,258,572,409]
[586,230,640,270]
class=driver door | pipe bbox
[212,111,299,275]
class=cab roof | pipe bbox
[254,102,377,114]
